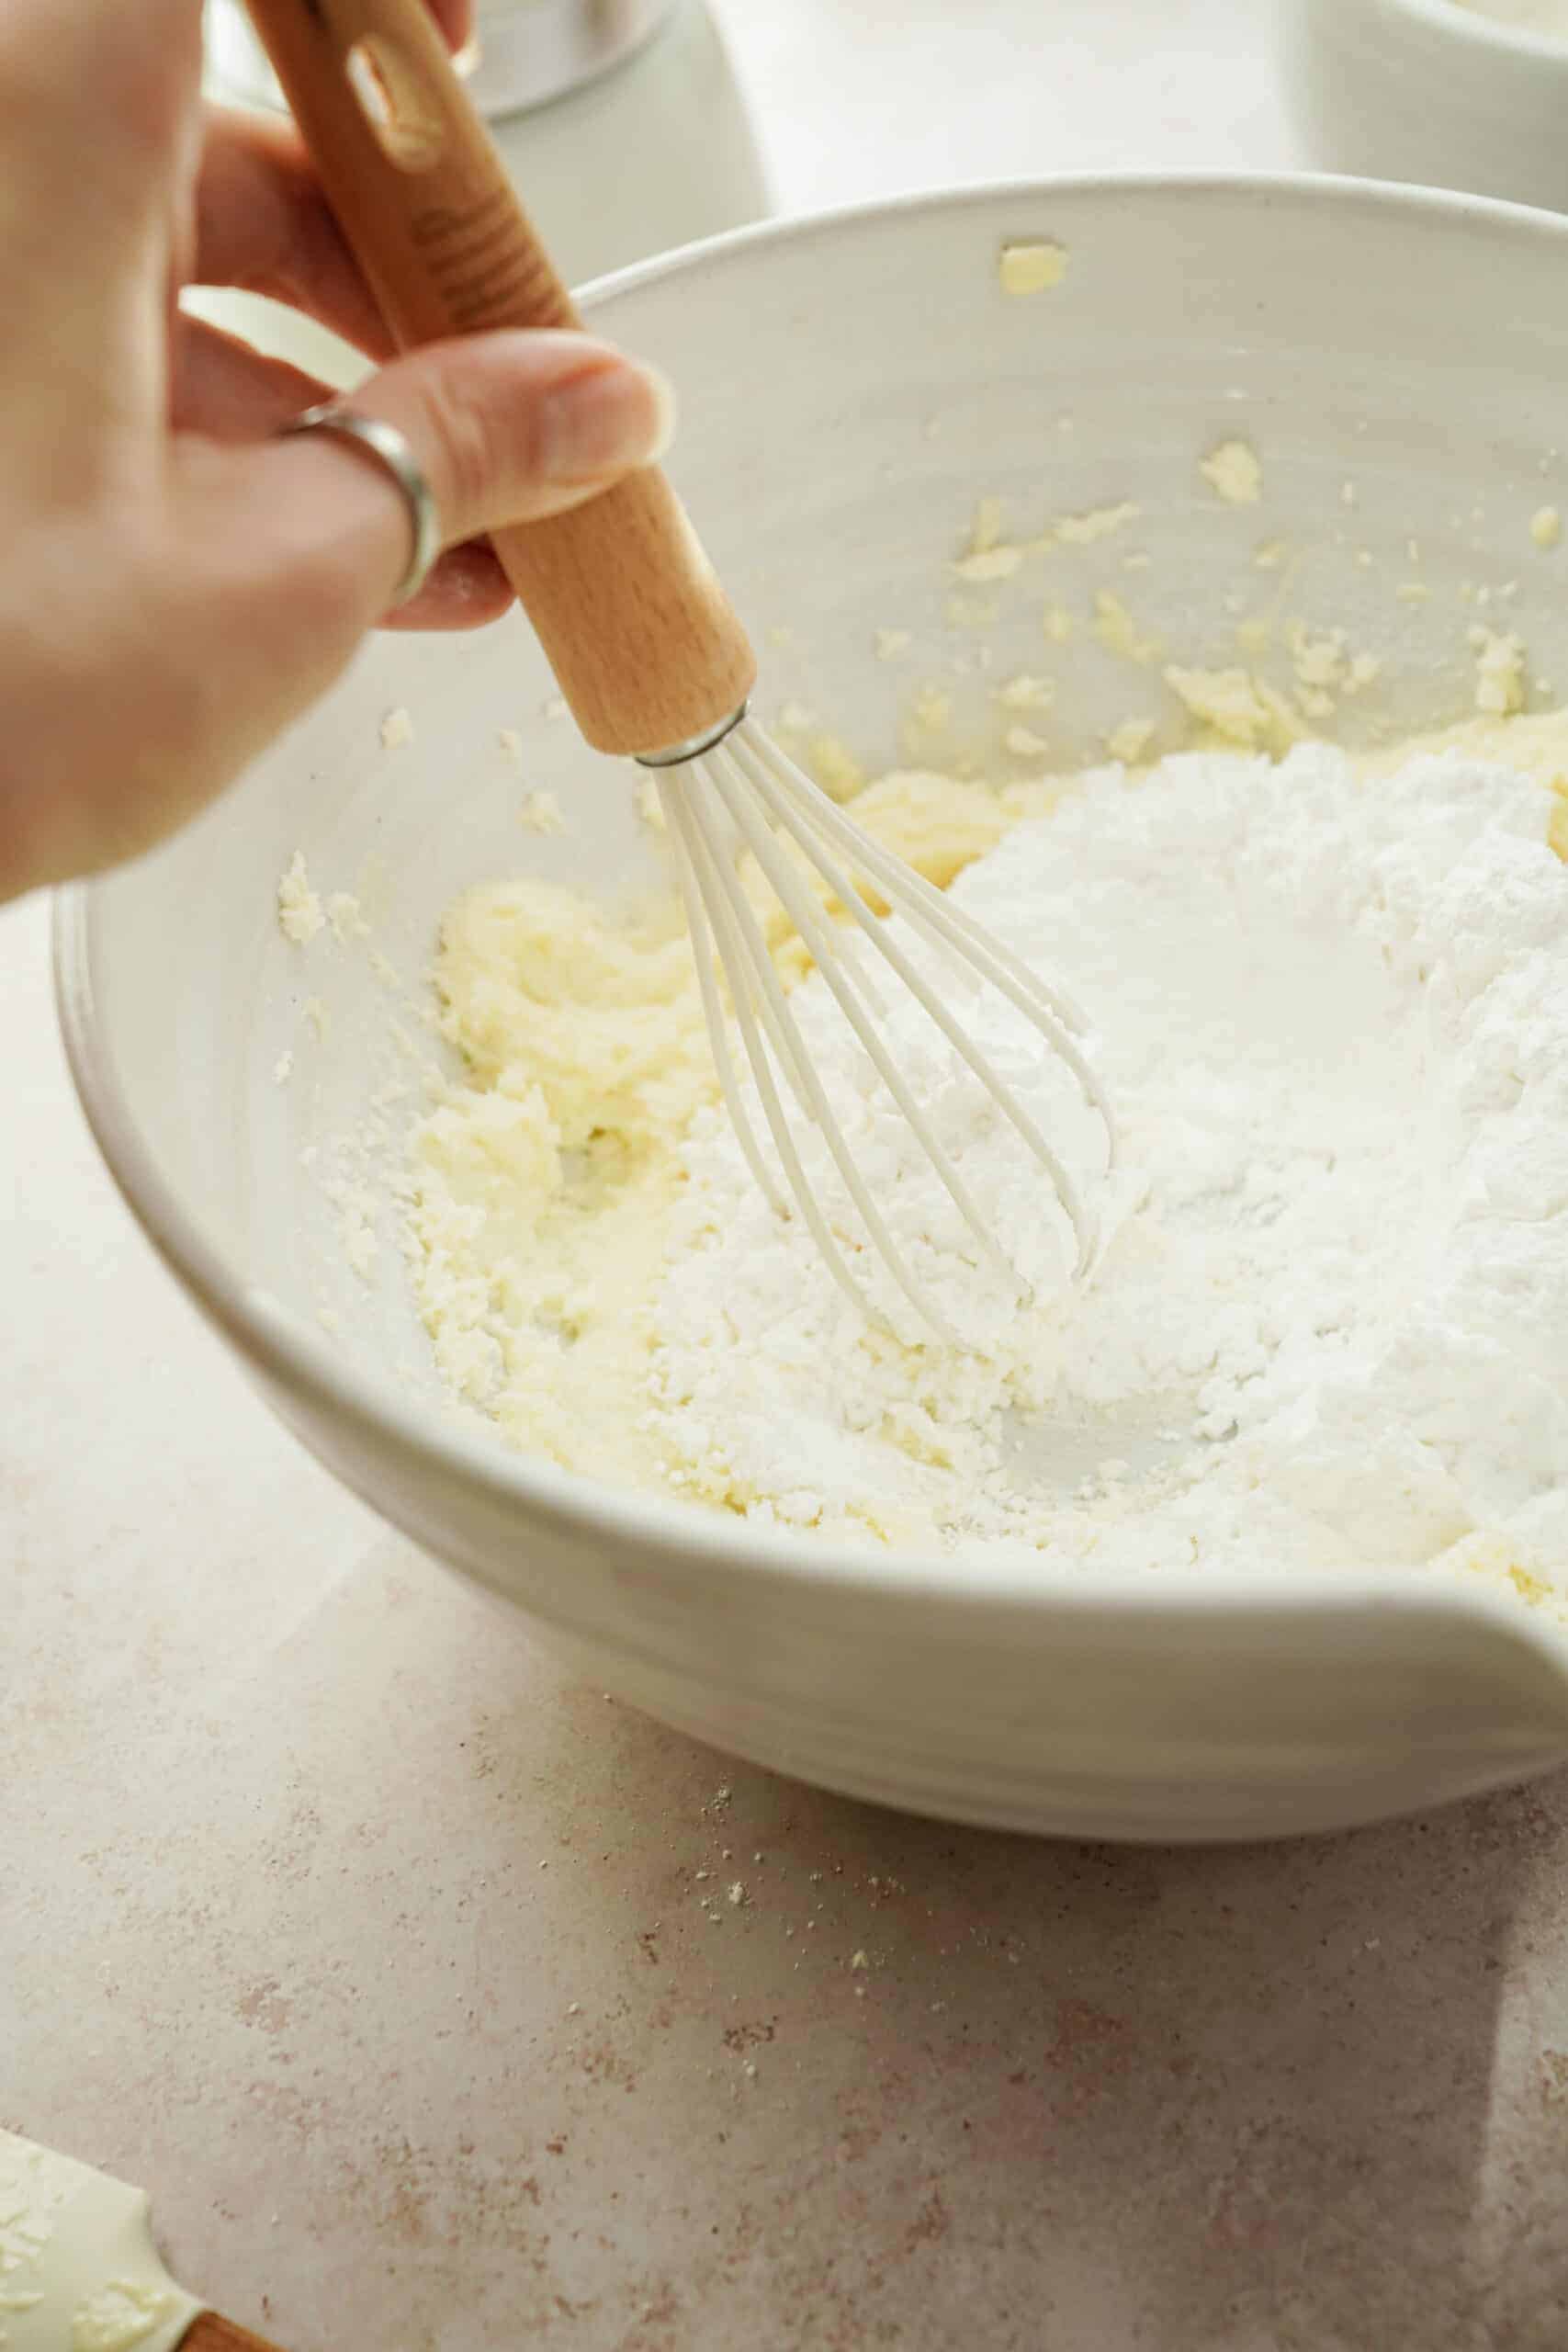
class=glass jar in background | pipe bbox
[205,0,678,121]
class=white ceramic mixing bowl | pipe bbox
[1279,0,1568,215]
[57,176,1568,1841]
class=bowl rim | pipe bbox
[1385,0,1568,62]
[52,166,1568,1660]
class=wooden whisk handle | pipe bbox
[183,2313,286,2350]
[242,0,756,757]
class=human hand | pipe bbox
[0,0,673,900]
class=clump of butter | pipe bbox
[998,239,1067,296]
[1200,439,1263,506]
[406,772,1011,1480]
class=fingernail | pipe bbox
[540,358,677,481]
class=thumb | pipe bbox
[175,329,672,752]
[218,328,676,621]
[43,332,673,885]
[307,328,678,553]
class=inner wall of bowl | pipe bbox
[85,180,1568,1419]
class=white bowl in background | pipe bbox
[56,176,1568,1841]
[1279,0,1568,213]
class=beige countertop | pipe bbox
[6,4,1568,2345]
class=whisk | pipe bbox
[244,0,1117,1329]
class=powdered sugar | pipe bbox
[647,743,1568,1578]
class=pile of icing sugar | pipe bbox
[645,742,1568,1580]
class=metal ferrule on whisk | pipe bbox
[633,701,750,770]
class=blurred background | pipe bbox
[194,0,1304,367]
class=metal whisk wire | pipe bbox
[657,718,1118,1337]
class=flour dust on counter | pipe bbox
[406,718,1568,1611]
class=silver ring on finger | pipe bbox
[276,402,442,608]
